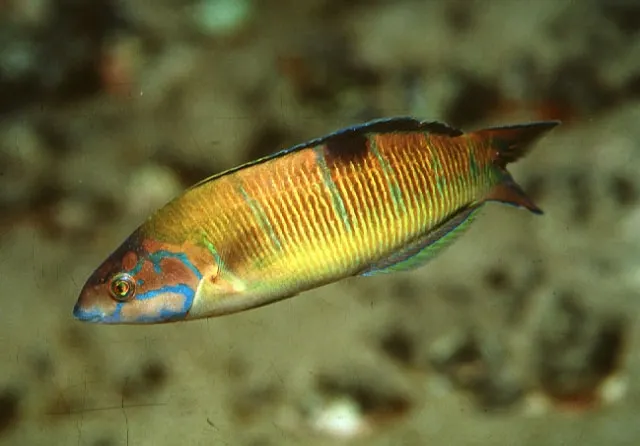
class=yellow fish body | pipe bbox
[73,117,559,324]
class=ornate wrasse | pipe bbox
[73,117,559,324]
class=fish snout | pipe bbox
[72,300,105,322]
[72,277,120,323]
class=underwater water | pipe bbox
[1,0,640,445]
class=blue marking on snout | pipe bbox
[72,303,105,322]
[109,283,196,324]
[76,284,196,324]
[106,245,201,323]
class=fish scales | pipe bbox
[156,132,493,284]
[238,134,476,277]
[73,117,559,324]
[182,149,346,282]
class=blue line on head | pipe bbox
[126,257,145,275]
[124,249,203,281]
[101,285,195,323]
[137,284,194,301]
[148,251,203,280]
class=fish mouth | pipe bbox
[72,302,106,323]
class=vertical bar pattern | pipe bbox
[163,128,497,286]
[313,145,352,235]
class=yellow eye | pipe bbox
[109,273,136,301]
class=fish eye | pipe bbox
[109,273,136,301]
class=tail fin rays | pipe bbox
[486,173,543,215]
[475,120,561,168]
[475,120,560,215]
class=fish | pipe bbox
[73,117,560,324]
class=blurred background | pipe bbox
[1,0,640,445]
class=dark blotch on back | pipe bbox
[322,128,370,167]
[317,117,462,167]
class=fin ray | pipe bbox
[475,120,560,214]
[360,206,480,276]
[485,172,543,214]
[474,120,560,168]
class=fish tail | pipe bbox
[474,120,561,215]
[476,120,561,168]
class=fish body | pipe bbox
[73,117,559,324]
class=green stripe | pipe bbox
[201,232,225,267]
[235,183,283,252]
[469,150,479,177]
[370,140,406,216]
[432,156,446,194]
[313,146,352,233]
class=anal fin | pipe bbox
[360,205,481,277]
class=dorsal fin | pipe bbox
[188,117,462,190]
[326,116,463,137]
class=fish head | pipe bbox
[73,228,215,324]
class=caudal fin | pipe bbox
[475,120,561,168]
[486,173,543,214]
[475,120,560,215]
